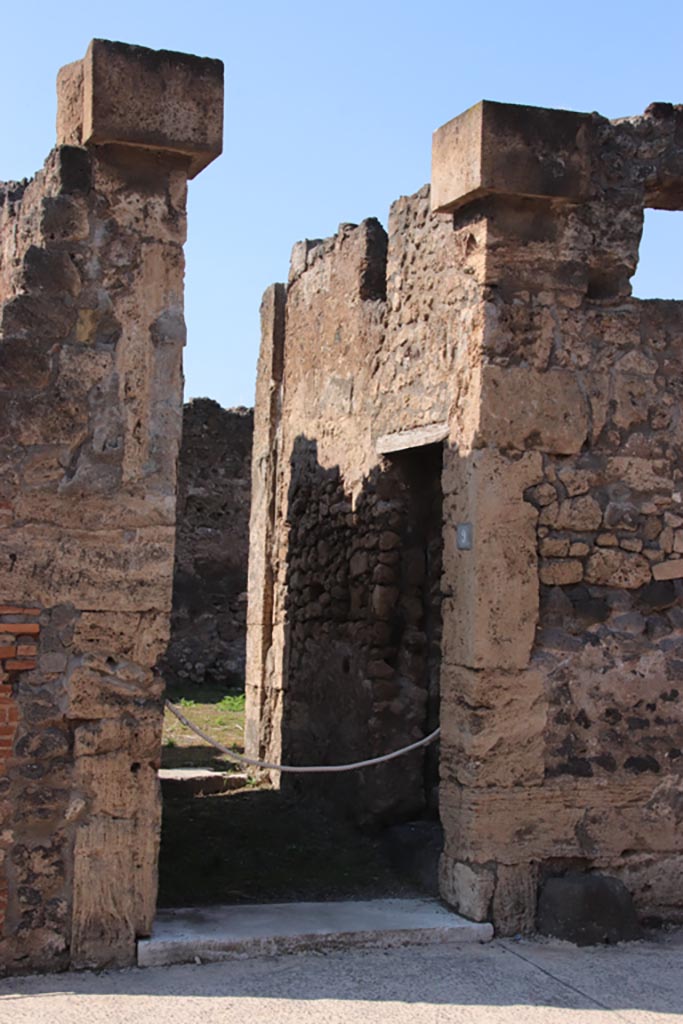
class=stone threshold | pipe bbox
[159,768,249,798]
[137,898,493,967]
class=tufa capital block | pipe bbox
[57,39,223,178]
[431,100,592,214]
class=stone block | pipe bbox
[610,855,683,921]
[431,100,591,214]
[605,457,672,495]
[440,665,545,787]
[439,855,495,921]
[537,872,641,945]
[376,421,449,455]
[493,863,539,936]
[539,559,584,585]
[57,40,224,178]
[540,537,570,557]
[75,751,158,819]
[72,611,169,666]
[66,653,161,720]
[653,559,683,581]
[552,496,603,532]
[73,712,162,760]
[585,548,652,588]
[611,372,657,431]
[0,525,176,612]
[440,777,678,864]
[56,59,84,146]
[71,812,160,968]
[441,448,542,670]
[477,365,589,455]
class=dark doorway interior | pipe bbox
[379,441,444,892]
[386,441,444,816]
[158,440,445,908]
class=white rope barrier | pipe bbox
[165,699,440,775]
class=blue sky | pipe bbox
[1,1,681,407]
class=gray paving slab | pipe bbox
[158,768,248,797]
[499,934,683,1021]
[138,898,493,966]
[2,937,682,1024]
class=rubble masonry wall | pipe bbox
[246,200,479,819]
[164,400,253,689]
[247,103,683,931]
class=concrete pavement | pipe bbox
[2,933,682,1024]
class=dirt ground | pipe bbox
[159,682,432,907]
[158,784,425,907]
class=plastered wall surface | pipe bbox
[247,101,683,931]
[0,40,222,973]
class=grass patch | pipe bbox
[217,692,246,712]
[162,681,246,771]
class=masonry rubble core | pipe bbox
[163,400,253,689]
[0,41,681,977]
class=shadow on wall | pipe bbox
[269,434,444,827]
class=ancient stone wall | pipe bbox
[0,40,222,973]
[435,104,683,933]
[247,101,683,930]
[245,179,490,817]
[246,214,457,820]
[164,400,252,689]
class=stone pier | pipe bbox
[0,40,223,972]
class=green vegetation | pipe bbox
[162,682,246,771]
[217,692,246,712]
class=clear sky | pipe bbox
[2,1,682,408]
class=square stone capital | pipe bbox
[57,39,223,178]
[431,100,592,213]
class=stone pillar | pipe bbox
[0,39,222,972]
[433,101,683,933]
[245,283,285,772]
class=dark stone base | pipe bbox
[537,872,642,945]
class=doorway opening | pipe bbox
[379,440,444,890]
[156,433,446,907]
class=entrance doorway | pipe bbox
[384,441,444,818]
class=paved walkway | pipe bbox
[2,934,682,1023]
